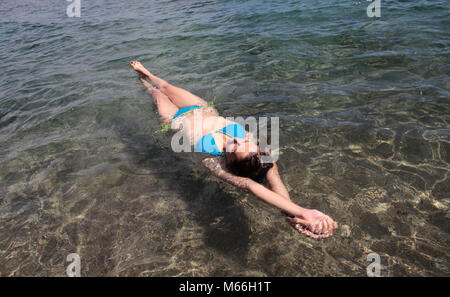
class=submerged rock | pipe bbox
[340,225,351,237]
[348,144,363,153]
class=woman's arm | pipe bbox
[202,157,338,238]
[265,162,290,201]
[201,157,309,223]
[201,157,252,191]
[265,162,298,218]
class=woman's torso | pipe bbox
[170,106,246,158]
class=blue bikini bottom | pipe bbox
[172,105,203,119]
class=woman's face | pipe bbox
[224,137,259,161]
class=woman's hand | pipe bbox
[284,209,338,239]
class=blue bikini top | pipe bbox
[193,123,246,156]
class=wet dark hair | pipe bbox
[226,151,273,183]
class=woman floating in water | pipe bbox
[130,61,338,239]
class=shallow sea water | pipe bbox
[0,0,449,276]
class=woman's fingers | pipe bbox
[285,213,338,239]
[324,217,337,233]
[297,223,333,239]
[316,220,323,234]
[322,219,329,234]
[319,216,335,234]
[309,217,335,237]
[285,216,309,227]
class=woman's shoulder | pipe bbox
[200,155,226,170]
[193,152,222,164]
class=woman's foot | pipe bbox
[130,60,149,76]
[130,60,168,90]
[285,209,338,239]
[139,74,155,92]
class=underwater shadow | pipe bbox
[111,116,252,273]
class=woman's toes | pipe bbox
[130,61,141,69]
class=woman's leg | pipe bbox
[131,61,208,108]
[139,76,178,124]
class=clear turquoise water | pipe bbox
[0,0,449,276]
